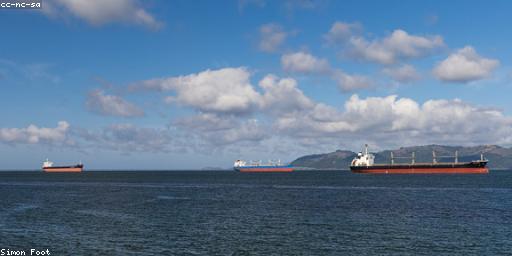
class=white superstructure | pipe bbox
[42,159,54,168]
[234,159,283,167]
[350,144,375,167]
[234,160,247,167]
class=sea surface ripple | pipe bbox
[1,170,511,255]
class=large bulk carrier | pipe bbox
[350,145,488,174]
[234,160,293,172]
[42,159,83,173]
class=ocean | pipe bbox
[1,170,511,255]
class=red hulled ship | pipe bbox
[350,145,488,174]
[42,159,83,173]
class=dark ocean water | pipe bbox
[1,170,512,255]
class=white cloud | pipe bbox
[0,121,72,145]
[382,64,421,83]
[168,74,315,146]
[273,103,352,136]
[281,51,331,74]
[273,93,512,148]
[324,21,361,45]
[347,29,444,64]
[257,75,354,137]
[43,0,162,30]
[258,23,290,53]
[259,74,315,113]
[433,46,500,83]
[342,95,419,131]
[134,68,261,115]
[332,70,373,91]
[164,68,261,114]
[86,89,144,117]
[126,69,512,152]
[135,73,321,147]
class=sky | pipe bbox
[1,0,512,169]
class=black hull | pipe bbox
[43,164,84,169]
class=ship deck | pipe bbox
[367,161,486,167]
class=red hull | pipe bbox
[43,167,83,173]
[352,167,488,174]
[236,167,294,173]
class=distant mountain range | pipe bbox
[291,145,512,170]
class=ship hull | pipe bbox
[43,165,83,173]
[234,166,294,173]
[351,162,488,174]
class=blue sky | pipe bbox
[1,0,512,169]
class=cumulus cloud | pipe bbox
[259,74,315,113]
[342,95,420,131]
[258,23,291,53]
[43,0,162,30]
[125,69,512,152]
[281,51,331,74]
[165,75,310,146]
[273,93,512,148]
[345,29,444,65]
[0,121,72,145]
[133,68,261,115]
[86,89,144,117]
[433,46,500,83]
[332,70,373,91]
[255,75,356,137]
[324,21,362,45]
[163,68,261,114]
[273,103,351,137]
[132,73,319,147]
[382,64,421,83]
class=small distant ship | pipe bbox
[42,159,83,173]
[234,160,293,172]
[350,145,489,174]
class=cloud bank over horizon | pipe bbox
[5,66,510,157]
